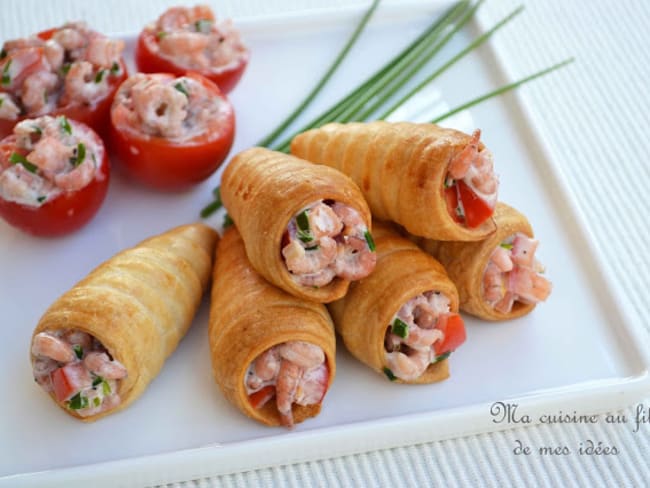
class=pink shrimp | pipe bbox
[508,267,552,304]
[330,202,365,236]
[254,347,280,381]
[385,350,432,382]
[333,235,376,280]
[84,37,125,68]
[158,5,215,31]
[490,246,514,272]
[27,136,73,176]
[33,357,58,391]
[448,129,481,180]
[511,234,539,267]
[276,359,302,428]
[130,77,188,138]
[483,262,506,302]
[31,332,75,363]
[295,267,337,287]
[278,341,324,369]
[307,203,343,239]
[294,363,328,406]
[282,236,337,275]
[402,323,443,349]
[62,330,93,353]
[159,32,210,57]
[61,61,109,105]
[1,47,46,90]
[0,93,20,120]
[21,71,59,113]
[43,39,64,71]
[54,159,95,191]
[83,352,127,380]
[52,26,87,51]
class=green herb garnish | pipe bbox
[110,61,120,75]
[37,196,46,203]
[73,344,83,359]
[67,392,89,410]
[93,397,101,407]
[60,116,72,135]
[102,379,111,396]
[434,351,451,363]
[305,245,320,251]
[295,210,314,243]
[174,82,189,97]
[0,98,3,108]
[9,152,38,173]
[156,31,168,40]
[0,48,6,59]
[70,143,86,167]
[223,213,234,229]
[500,242,513,250]
[391,318,409,339]
[94,69,105,83]
[92,375,103,388]
[32,125,42,135]
[364,230,376,252]
[60,63,71,76]
[383,367,397,381]
[199,187,222,219]
[2,59,12,85]
[194,19,213,33]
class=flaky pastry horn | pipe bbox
[220,146,375,303]
[329,221,465,384]
[30,223,218,421]
[209,227,336,427]
[291,121,498,241]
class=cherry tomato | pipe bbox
[434,313,466,356]
[135,27,248,94]
[248,385,276,409]
[0,119,110,237]
[456,180,494,228]
[109,72,235,190]
[0,28,128,140]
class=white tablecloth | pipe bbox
[3,0,649,486]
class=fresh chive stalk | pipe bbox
[257,0,381,148]
[364,230,376,252]
[60,116,72,135]
[431,57,575,123]
[9,153,38,173]
[73,345,83,359]
[383,367,397,381]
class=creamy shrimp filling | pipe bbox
[245,341,328,428]
[144,5,248,72]
[0,115,103,206]
[445,129,498,227]
[383,291,462,382]
[0,22,124,117]
[483,232,552,313]
[281,200,376,287]
[112,73,228,142]
[31,330,127,417]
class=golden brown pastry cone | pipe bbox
[328,221,459,384]
[220,146,372,303]
[209,227,336,427]
[291,121,497,241]
[31,223,218,421]
[416,202,536,320]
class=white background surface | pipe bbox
[1,1,649,486]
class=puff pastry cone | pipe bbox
[328,220,466,384]
[414,202,552,321]
[209,227,336,428]
[29,223,218,421]
[220,146,376,303]
[291,121,499,241]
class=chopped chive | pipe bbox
[364,230,376,252]
[60,116,72,135]
[174,82,189,97]
[434,351,451,363]
[223,213,234,229]
[305,245,320,251]
[9,152,38,173]
[391,318,409,339]
[60,63,71,75]
[156,31,168,40]
[70,143,86,167]
[1,59,12,85]
[296,210,310,232]
[102,379,111,396]
[94,69,105,83]
[500,242,513,250]
[200,199,222,218]
[110,61,120,75]
[37,196,46,203]
[383,367,397,381]
[194,19,213,33]
[73,344,83,359]
[93,397,101,407]
[212,186,221,198]
[0,98,3,108]
[92,375,103,388]
[31,125,42,135]
[67,392,88,410]
[0,48,6,59]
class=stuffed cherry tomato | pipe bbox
[135,5,249,94]
[109,72,235,190]
[0,22,128,139]
[0,115,110,237]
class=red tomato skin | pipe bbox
[51,367,76,403]
[444,186,462,223]
[434,314,467,356]
[0,124,110,237]
[248,385,276,409]
[456,180,494,228]
[109,73,235,191]
[135,30,248,94]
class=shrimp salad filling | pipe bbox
[384,292,463,382]
[143,5,247,72]
[483,232,552,313]
[0,115,103,206]
[281,200,377,287]
[31,330,127,417]
[0,22,124,119]
[245,341,329,428]
[445,129,498,227]
[112,73,228,142]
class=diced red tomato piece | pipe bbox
[248,385,275,409]
[444,186,462,223]
[456,180,494,228]
[51,363,92,402]
[434,313,467,356]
